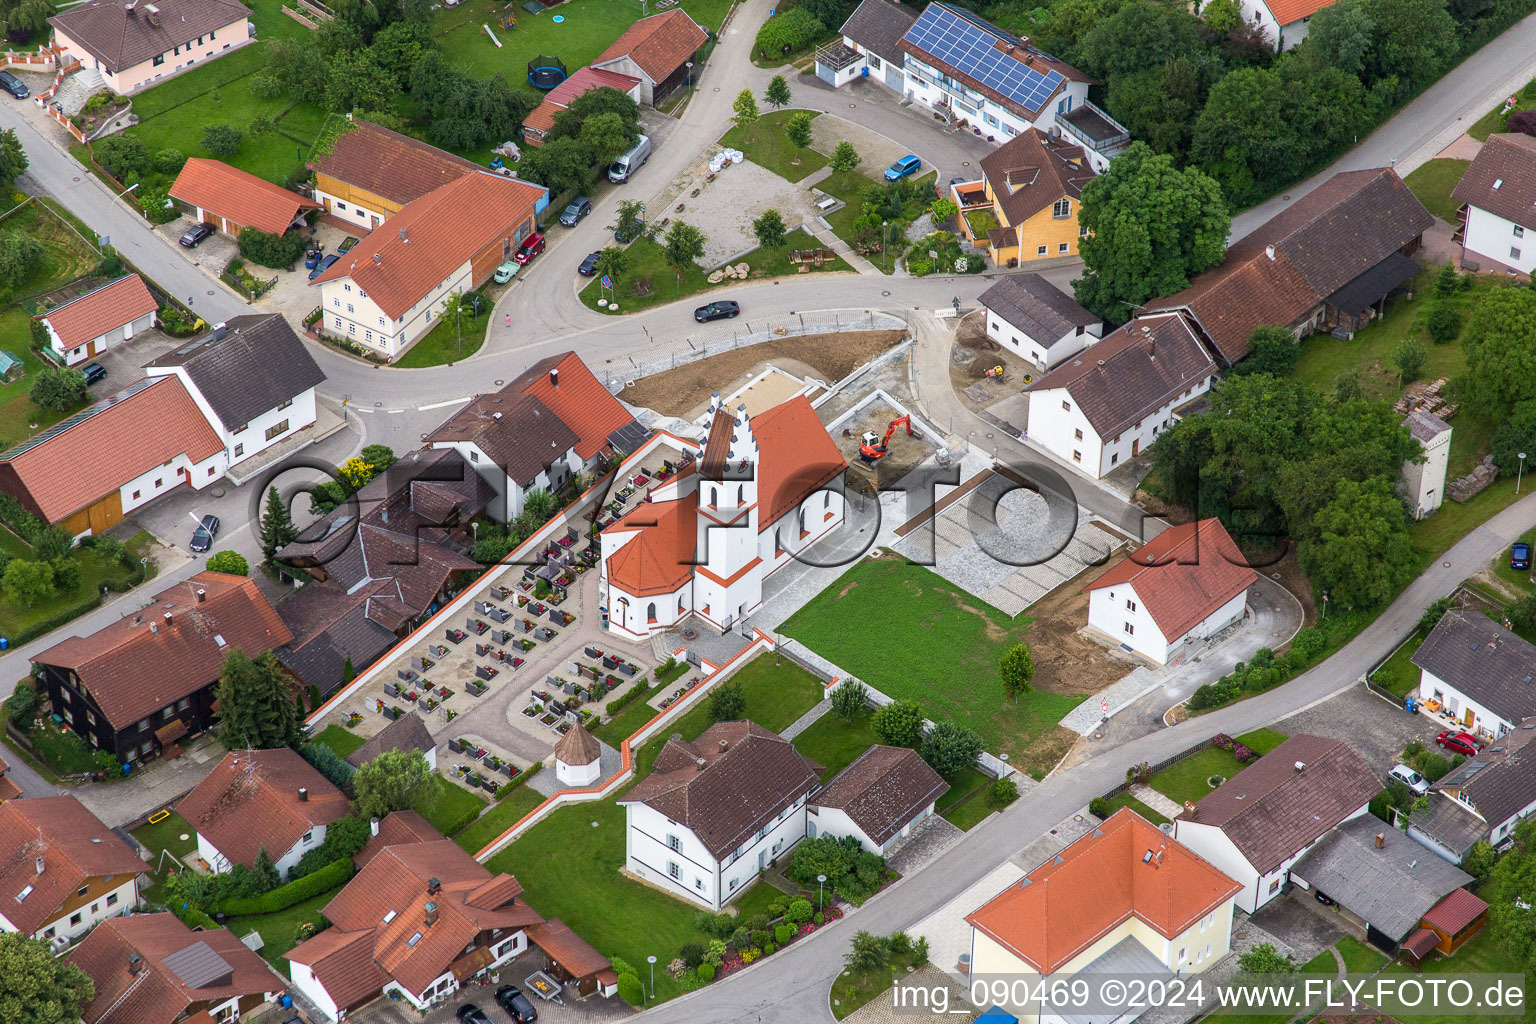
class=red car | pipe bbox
[1437,730,1482,756]
[512,233,545,265]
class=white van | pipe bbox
[608,135,652,183]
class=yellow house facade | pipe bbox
[953,128,1096,268]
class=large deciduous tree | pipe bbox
[1307,0,1375,76]
[352,748,434,819]
[0,931,94,1024]
[1460,286,1536,413]
[1298,476,1415,609]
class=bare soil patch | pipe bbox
[619,329,905,418]
[1024,557,1136,697]
[835,405,935,484]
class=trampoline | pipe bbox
[528,54,568,89]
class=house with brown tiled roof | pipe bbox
[1144,167,1432,364]
[1172,735,1380,912]
[170,158,319,237]
[619,721,822,910]
[952,128,1097,267]
[308,118,482,231]
[427,351,649,522]
[522,66,643,146]
[979,272,1101,370]
[1083,518,1257,666]
[592,8,707,105]
[1023,311,1217,479]
[35,274,157,367]
[1452,132,1536,277]
[967,809,1241,979]
[49,0,252,95]
[67,913,284,1024]
[346,712,436,770]
[354,810,440,869]
[0,796,149,946]
[177,748,350,878]
[809,745,949,855]
[0,751,20,801]
[32,571,291,764]
[312,171,546,359]
[285,819,543,1020]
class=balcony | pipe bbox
[1057,100,1131,156]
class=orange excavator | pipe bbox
[859,415,919,464]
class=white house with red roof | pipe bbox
[592,9,707,106]
[1084,518,1256,666]
[36,274,157,366]
[599,392,847,639]
[1218,0,1333,49]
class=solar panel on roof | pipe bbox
[901,3,1066,114]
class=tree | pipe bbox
[29,367,89,411]
[754,7,825,58]
[0,128,26,192]
[523,487,558,521]
[844,930,890,974]
[202,124,242,157]
[785,110,814,148]
[1426,304,1462,344]
[1485,819,1536,971]
[353,748,434,819]
[1509,110,1536,137]
[830,678,868,719]
[1463,839,1497,881]
[662,220,707,279]
[260,486,298,561]
[251,847,281,891]
[1509,593,1536,635]
[1299,476,1415,610]
[93,134,150,180]
[753,209,787,250]
[1105,57,1207,162]
[1461,287,1536,412]
[593,246,628,287]
[764,74,791,109]
[1359,0,1457,92]
[612,199,650,242]
[999,643,1034,701]
[0,231,43,289]
[1308,0,1374,76]
[731,88,760,128]
[206,551,249,575]
[707,679,745,722]
[1234,326,1300,376]
[921,721,983,776]
[0,931,94,1024]
[871,699,924,747]
[237,227,307,269]
[1076,1,1202,82]
[1393,338,1426,385]
[216,649,301,750]
[830,140,861,174]
[360,444,396,475]
[1073,143,1229,324]
[299,741,356,788]
[928,197,957,225]
[1237,943,1296,974]
[1433,261,1462,298]
[577,111,635,168]
[520,136,592,195]
[1491,400,1536,475]
[2,559,53,605]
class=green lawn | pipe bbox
[1371,634,1424,699]
[130,811,198,904]
[1383,927,1535,1024]
[226,889,334,971]
[830,948,928,1020]
[793,712,879,782]
[935,766,997,831]
[393,304,491,368]
[310,723,366,758]
[780,556,1081,775]
[1148,730,1289,807]
[0,311,89,450]
[1469,80,1536,141]
[453,784,546,854]
[0,531,156,650]
[1336,934,1388,974]
[1098,791,1170,826]
[591,685,663,748]
[0,199,103,305]
[417,775,487,836]
[580,227,838,313]
[1239,727,1289,755]
[720,111,829,183]
[1404,158,1471,223]
[817,169,936,275]
[963,207,999,237]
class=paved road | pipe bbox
[651,485,1536,1024]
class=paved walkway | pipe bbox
[781,699,832,740]
[74,735,226,829]
[1128,783,1184,820]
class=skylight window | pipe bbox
[407,932,422,947]
[382,910,397,924]
[15,885,32,902]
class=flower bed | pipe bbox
[522,705,541,718]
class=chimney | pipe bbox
[370,816,380,837]
[1375,833,1386,849]
[493,411,502,420]
[549,368,559,388]
[695,757,707,771]
[150,622,158,637]
[128,953,142,976]
[427,877,441,895]
[298,786,308,802]
[1183,800,1197,819]
[212,322,227,341]
[34,856,44,875]
[1294,760,1306,773]
[196,588,206,604]
[1265,244,1276,261]
[398,228,409,244]
[424,900,439,927]
[125,0,136,10]
[718,739,729,752]
[163,611,173,629]
[372,253,381,266]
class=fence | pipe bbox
[38,99,87,144]
[2,50,56,69]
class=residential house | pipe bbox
[618,721,822,910]
[49,0,251,95]
[273,578,407,700]
[967,809,1241,982]
[1401,409,1452,520]
[308,118,482,231]
[592,9,707,106]
[0,796,149,946]
[169,158,319,236]
[0,376,224,536]
[807,745,948,856]
[1172,735,1380,913]
[1144,168,1432,364]
[427,351,650,522]
[177,748,350,877]
[600,391,846,639]
[146,313,326,474]
[67,913,285,1024]
[31,571,291,763]
[1217,0,1338,50]
[1411,609,1536,740]
[1023,312,1216,479]
[814,0,917,91]
[1289,816,1473,950]
[978,272,1101,369]
[1452,132,1536,276]
[345,713,437,771]
[355,810,441,869]
[284,822,543,1020]
[0,752,20,800]
[522,67,643,146]
[1408,712,1536,863]
[1083,518,1257,666]
[952,129,1096,267]
[35,274,157,367]
[552,719,603,787]
[312,171,546,359]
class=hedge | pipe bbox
[495,760,543,800]
[606,681,653,717]
[174,903,219,931]
[211,856,353,916]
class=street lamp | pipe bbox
[1519,452,1527,495]
[686,61,694,100]
[816,873,827,910]
[882,220,888,273]
[647,955,657,1000]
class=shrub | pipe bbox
[1426,304,1463,343]
[813,912,825,925]
[830,678,868,719]
[299,741,356,788]
[210,857,353,916]
[751,928,771,949]
[154,148,187,175]
[730,926,749,949]
[697,963,715,982]
[753,7,825,57]
[237,227,307,269]
[94,134,151,179]
[1088,796,1114,819]
[50,558,82,593]
[708,679,746,722]
[205,550,249,575]
[704,939,727,966]
[775,923,794,945]
[1290,627,1327,662]
[1211,733,1235,751]
[5,679,37,726]
[616,973,644,1005]
[989,778,1019,807]
[202,123,242,157]
[785,898,812,924]
[679,942,706,968]
[1231,742,1256,763]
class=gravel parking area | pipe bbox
[668,157,824,265]
[809,112,910,176]
[1273,682,1443,773]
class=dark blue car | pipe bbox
[308,253,339,281]
[1514,541,1531,571]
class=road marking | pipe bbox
[418,397,474,412]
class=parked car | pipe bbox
[494,986,539,1023]
[493,260,519,284]
[1513,541,1531,570]
[578,251,602,276]
[0,71,29,99]
[1314,890,1336,907]
[513,233,545,265]
[559,198,592,227]
[1436,730,1482,756]
[614,223,640,244]
[456,1006,493,1024]
[307,253,339,281]
[190,514,220,554]
[884,154,922,181]
[694,299,739,323]
[81,363,107,386]
[1387,763,1429,795]
[179,223,215,248]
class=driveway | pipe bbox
[1248,891,1349,965]
[1274,682,1443,774]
